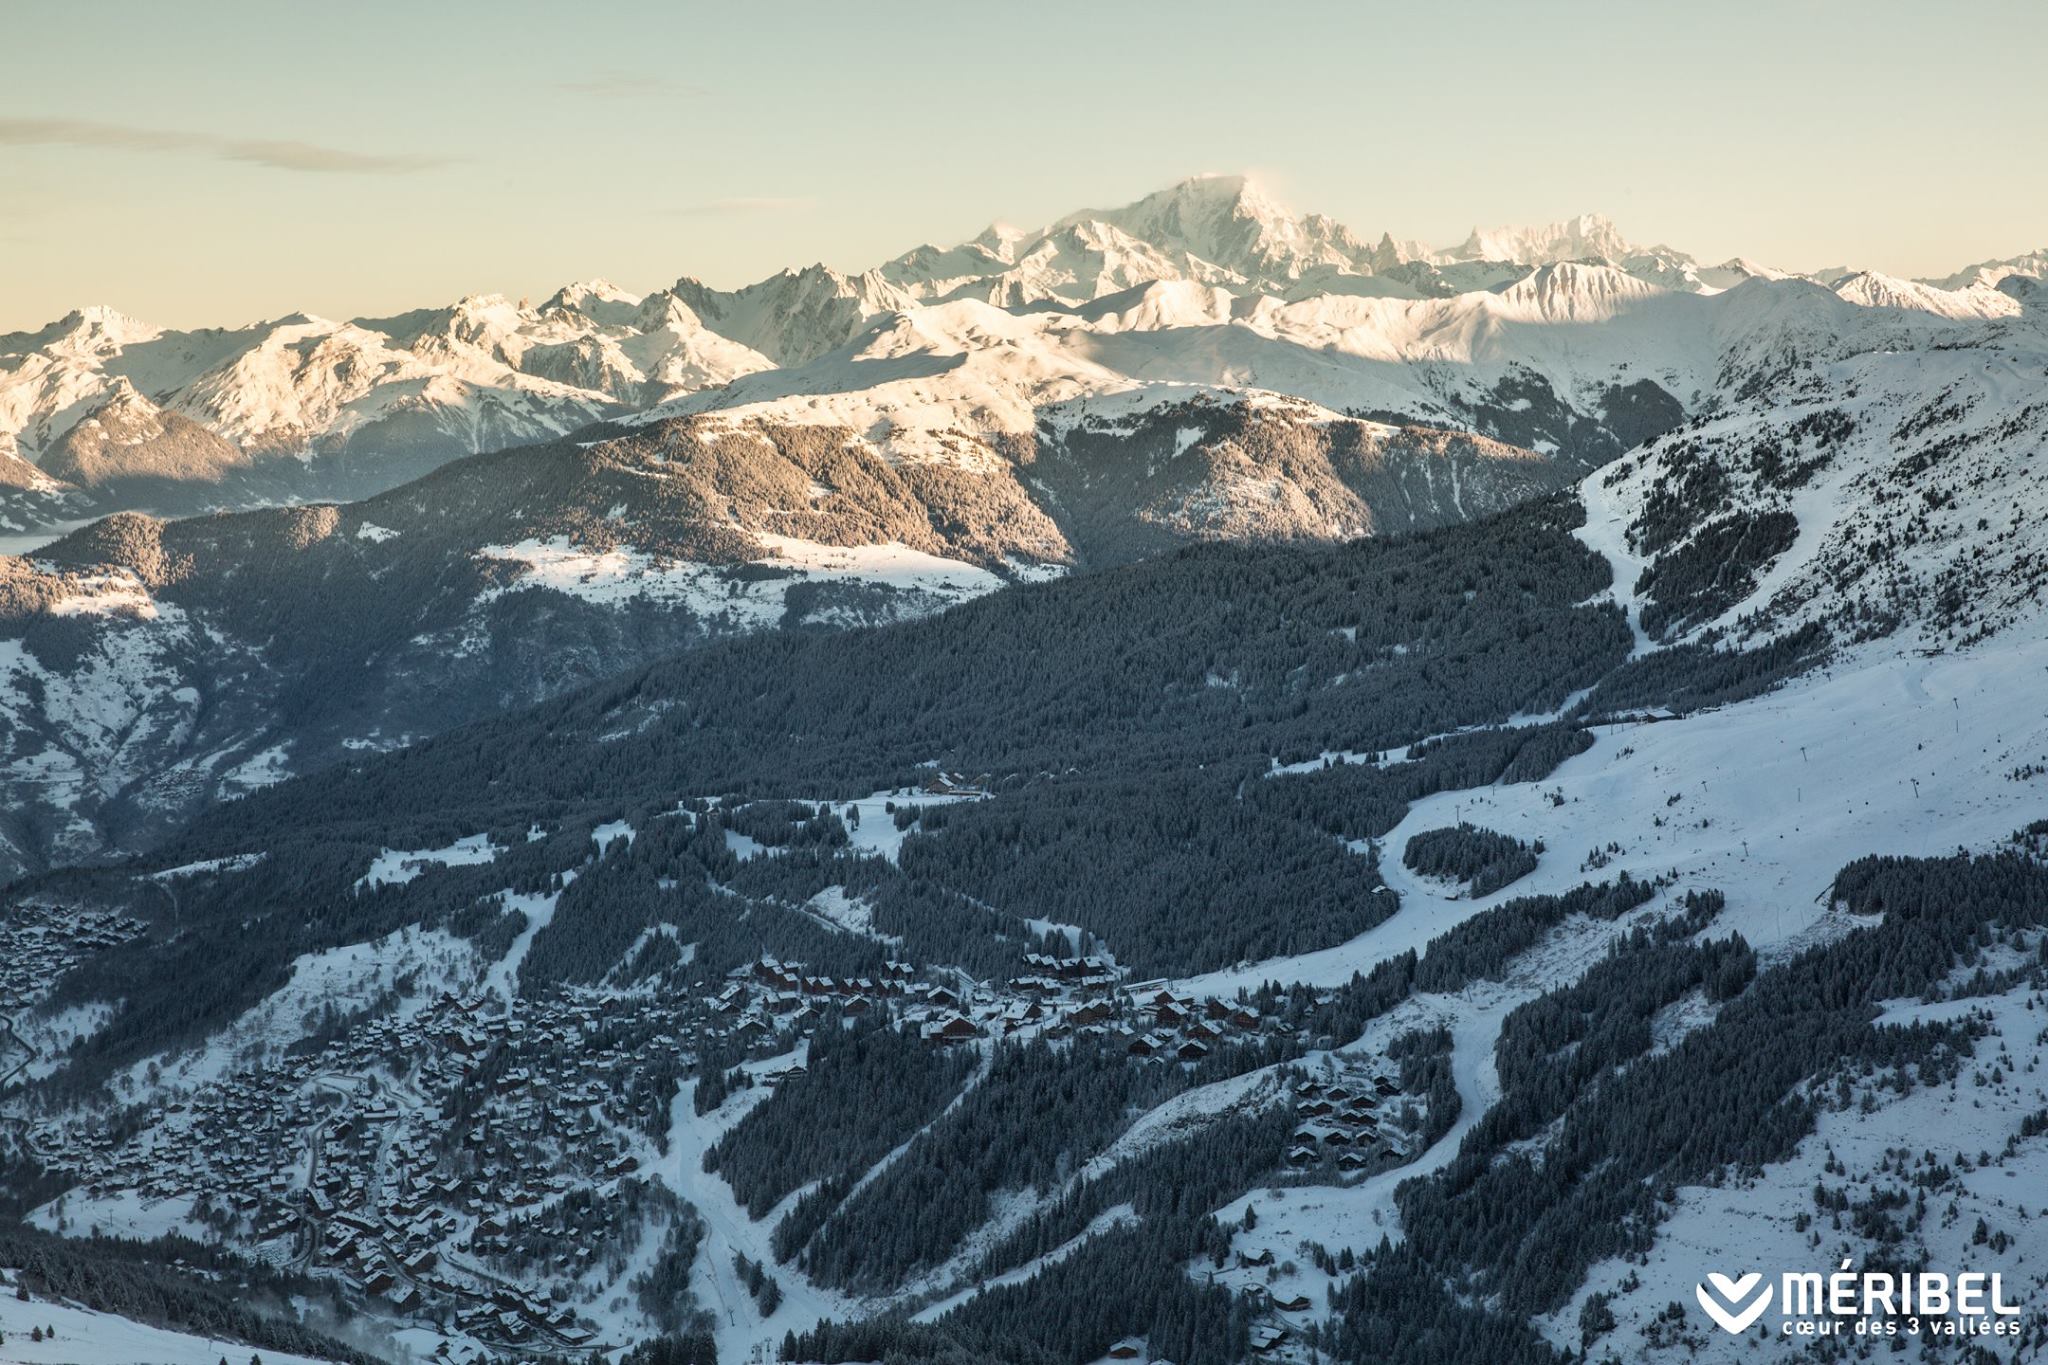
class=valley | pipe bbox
[2,173,2047,1365]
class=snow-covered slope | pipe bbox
[1829,269,2025,321]
[1602,300,2048,651]
[0,1270,342,1365]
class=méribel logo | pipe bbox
[1696,1271,1775,1334]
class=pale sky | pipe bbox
[4,0,2044,332]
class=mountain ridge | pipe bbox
[8,175,2043,534]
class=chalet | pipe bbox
[1067,1000,1114,1026]
[1237,1247,1274,1268]
[1271,1292,1313,1313]
[1251,1325,1289,1352]
[923,1014,980,1045]
[920,771,983,796]
[1175,1038,1210,1061]
[1107,1341,1144,1360]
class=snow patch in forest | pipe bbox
[355,832,501,890]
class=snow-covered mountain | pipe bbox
[1441,211,1642,267]
[0,289,765,529]
[9,175,2043,539]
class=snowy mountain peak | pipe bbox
[972,221,1029,260]
[540,278,648,330]
[1491,259,1667,319]
[549,277,641,308]
[669,263,916,365]
[14,304,163,357]
[1830,269,2024,321]
[1919,247,2048,294]
[1445,212,1640,266]
[1056,173,1371,284]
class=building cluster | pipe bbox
[0,905,141,1020]
[0,905,142,1095]
[15,919,1381,1360]
[27,985,694,1355]
[1283,1066,1411,1172]
[1109,984,1268,1062]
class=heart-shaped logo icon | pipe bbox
[1696,1271,1773,1334]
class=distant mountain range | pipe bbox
[6,175,2043,531]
